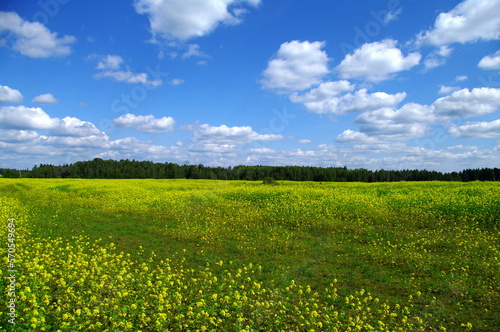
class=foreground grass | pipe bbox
[0,179,499,331]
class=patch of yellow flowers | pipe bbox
[1,179,496,331]
[1,232,434,331]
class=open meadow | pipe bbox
[1,179,499,331]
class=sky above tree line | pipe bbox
[1,0,499,171]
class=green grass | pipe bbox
[1,179,499,331]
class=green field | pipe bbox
[1,179,499,331]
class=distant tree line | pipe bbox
[1,158,499,182]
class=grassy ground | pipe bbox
[0,179,499,331]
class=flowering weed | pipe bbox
[0,179,498,331]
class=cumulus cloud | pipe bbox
[0,11,75,58]
[0,106,57,129]
[134,0,261,41]
[261,40,330,92]
[193,124,283,143]
[336,39,421,82]
[438,85,460,95]
[50,117,104,137]
[291,87,406,115]
[189,142,239,154]
[351,103,435,140]
[94,71,162,86]
[433,87,500,118]
[0,129,39,143]
[335,130,378,144]
[335,88,500,144]
[289,80,355,108]
[423,46,453,70]
[112,113,175,133]
[0,106,109,146]
[32,93,58,104]
[92,54,163,86]
[416,0,500,47]
[40,134,109,149]
[188,123,282,155]
[449,119,500,138]
[243,141,490,171]
[96,55,124,70]
[0,85,23,104]
[357,103,436,125]
[107,137,173,157]
[478,50,500,70]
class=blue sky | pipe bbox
[1,0,499,171]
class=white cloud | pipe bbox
[169,78,184,85]
[436,45,453,57]
[250,147,275,154]
[92,54,163,86]
[112,113,175,133]
[0,106,109,145]
[0,85,23,104]
[182,44,209,59]
[244,142,483,171]
[423,57,446,71]
[40,134,109,149]
[335,88,500,143]
[351,103,434,140]
[357,103,436,125]
[193,124,283,143]
[96,55,124,70]
[455,75,468,82]
[298,139,312,144]
[478,50,500,70]
[0,129,38,143]
[0,106,57,129]
[107,137,173,158]
[134,0,261,41]
[291,87,406,115]
[0,105,116,165]
[423,46,453,70]
[32,93,58,104]
[261,40,330,92]
[190,142,239,154]
[416,0,500,46]
[0,11,75,58]
[50,117,104,137]
[94,71,162,86]
[336,130,378,144]
[188,123,282,155]
[383,8,402,24]
[438,85,460,95]
[336,88,500,143]
[289,80,355,110]
[336,39,421,82]
[433,87,500,118]
[449,119,500,138]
